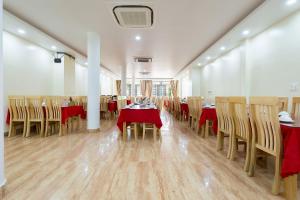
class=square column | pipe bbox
[87,32,100,131]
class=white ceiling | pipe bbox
[3,0,264,78]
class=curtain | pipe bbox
[116,80,121,96]
[140,80,153,97]
[170,80,179,97]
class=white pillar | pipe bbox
[121,65,127,96]
[0,0,6,188]
[131,64,136,96]
[87,32,100,131]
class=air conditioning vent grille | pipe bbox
[134,57,152,63]
[113,6,153,28]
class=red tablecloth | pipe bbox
[127,100,132,105]
[61,106,86,125]
[280,124,300,178]
[199,107,218,134]
[117,109,163,132]
[180,103,189,120]
[108,101,117,112]
[6,106,86,125]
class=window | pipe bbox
[152,81,168,97]
[127,84,131,96]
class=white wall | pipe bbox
[3,31,116,129]
[190,10,300,106]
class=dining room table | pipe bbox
[180,102,189,120]
[198,106,218,138]
[117,104,163,141]
[280,119,300,200]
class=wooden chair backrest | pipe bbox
[26,96,44,120]
[249,97,281,156]
[215,97,233,134]
[229,97,249,141]
[46,96,62,121]
[100,96,108,111]
[8,96,27,121]
[291,97,300,118]
[187,97,193,116]
[195,97,203,119]
[278,97,288,112]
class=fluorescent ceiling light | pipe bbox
[242,30,250,36]
[286,0,297,6]
[51,45,57,50]
[220,46,226,51]
[135,35,141,41]
[17,29,26,35]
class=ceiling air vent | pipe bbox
[139,71,151,75]
[113,5,153,28]
[134,57,152,63]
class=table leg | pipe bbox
[204,120,209,138]
[154,126,157,141]
[123,122,126,141]
[284,174,297,200]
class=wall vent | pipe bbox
[134,57,152,63]
[113,5,153,28]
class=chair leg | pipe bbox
[244,140,251,172]
[248,144,256,177]
[25,121,30,137]
[134,123,138,141]
[204,120,209,138]
[40,121,44,137]
[45,121,49,137]
[272,156,282,195]
[217,131,224,151]
[143,123,146,140]
[123,122,126,141]
[154,125,157,141]
[8,123,13,137]
[58,123,62,136]
[228,134,236,160]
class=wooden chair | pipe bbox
[122,122,138,141]
[194,97,203,134]
[215,97,233,159]
[142,123,160,141]
[8,96,27,137]
[291,97,300,119]
[100,96,109,119]
[187,97,194,128]
[228,97,251,172]
[248,97,282,195]
[45,97,62,136]
[278,97,288,112]
[25,96,44,137]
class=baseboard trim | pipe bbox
[87,128,100,133]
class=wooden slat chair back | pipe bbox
[8,96,27,137]
[278,97,288,112]
[45,97,62,136]
[187,97,194,127]
[25,96,44,137]
[291,97,300,119]
[248,96,282,195]
[100,96,109,119]
[81,96,87,111]
[228,97,251,171]
[215,97,234,159]
[72,96,82,106]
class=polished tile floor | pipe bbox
[3,111,297,199]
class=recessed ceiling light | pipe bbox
[197,63,202,66]
[135,35,141,41]
[206,56,211,60]
[220,46,226,51]
[51,45,57,50]
[242,30,250,36]
[17,29,26,35]
[85,62,88,65]
[286,0,297,6]
[28,46,36,51]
